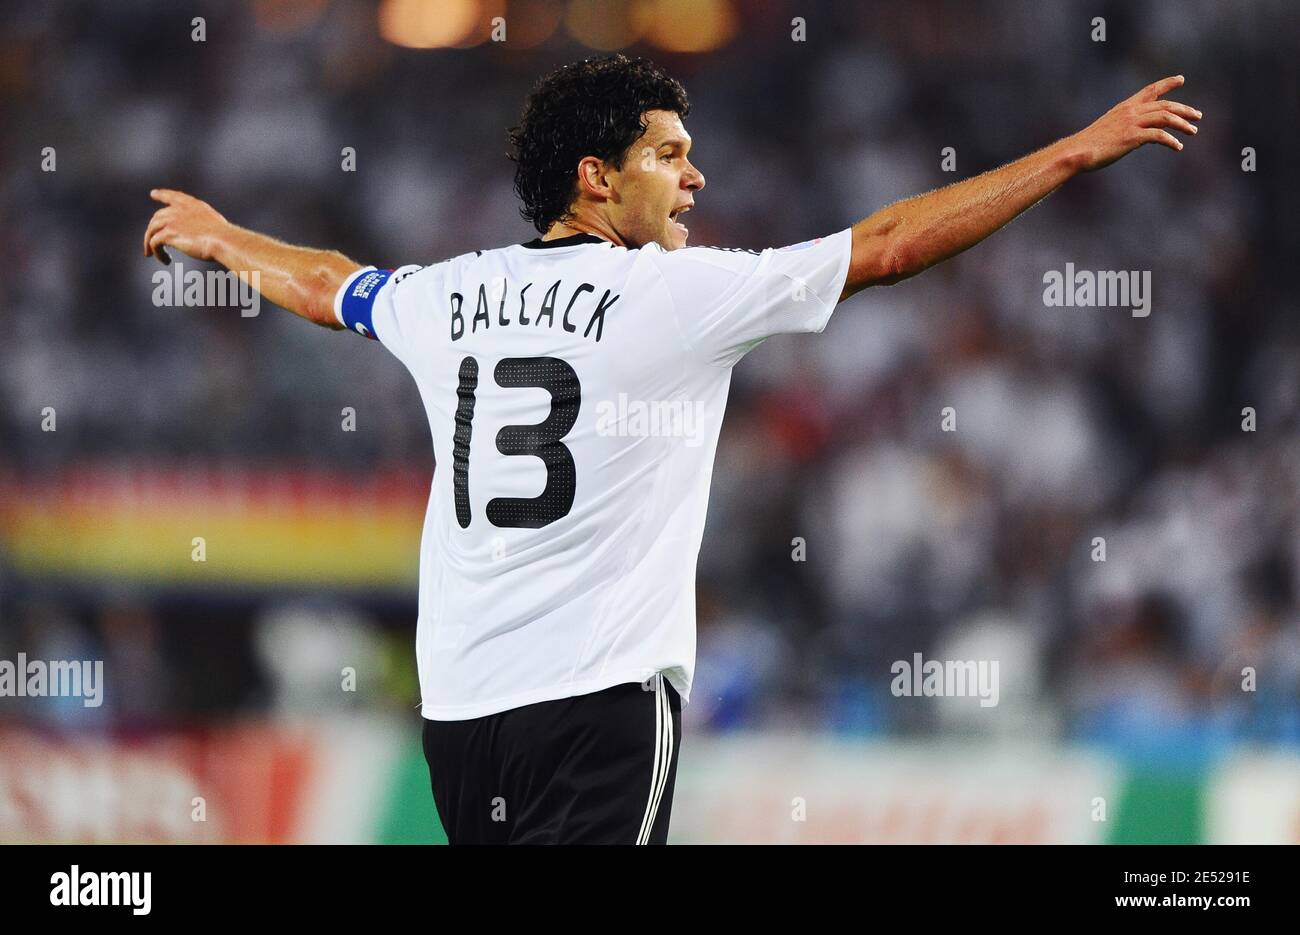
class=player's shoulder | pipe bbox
[647,242,762,259]
[643,240,766,282]
[382,248,482,290]
[427,247,488,270]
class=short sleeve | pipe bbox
[650,227,852,368]
[333,263,427,360]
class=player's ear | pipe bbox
[576,155,614,200]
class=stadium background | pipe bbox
[1,0,1297,843]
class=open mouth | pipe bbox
[669,203,692,237]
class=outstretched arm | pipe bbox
[840,75,1201,301]
[142,189,361,329]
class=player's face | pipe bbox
[610,109,705,251]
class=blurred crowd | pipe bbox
[1,0,1297,761]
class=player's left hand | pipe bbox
[1070,75,1202,172]
[143,189,231,265]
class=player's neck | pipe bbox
[542,220,621,247]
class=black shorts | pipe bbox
[422,674,682,845]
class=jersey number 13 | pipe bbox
[452,355,580,529]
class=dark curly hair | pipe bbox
[508,55,691,234]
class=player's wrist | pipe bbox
[1051,133,1094,176]
[207,221,246,266]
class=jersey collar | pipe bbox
[521,233,610,249]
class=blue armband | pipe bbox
[337,267,392,340]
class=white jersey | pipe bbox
[334,228,852,720]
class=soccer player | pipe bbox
[142,55,1199,844]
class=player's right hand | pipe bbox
[143,189,230,264]
[1070,75,1202,172]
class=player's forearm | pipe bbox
[143,189,362,329]
[843,136,1085,298]
[212,226,361,329]
[840,76,1200,301]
